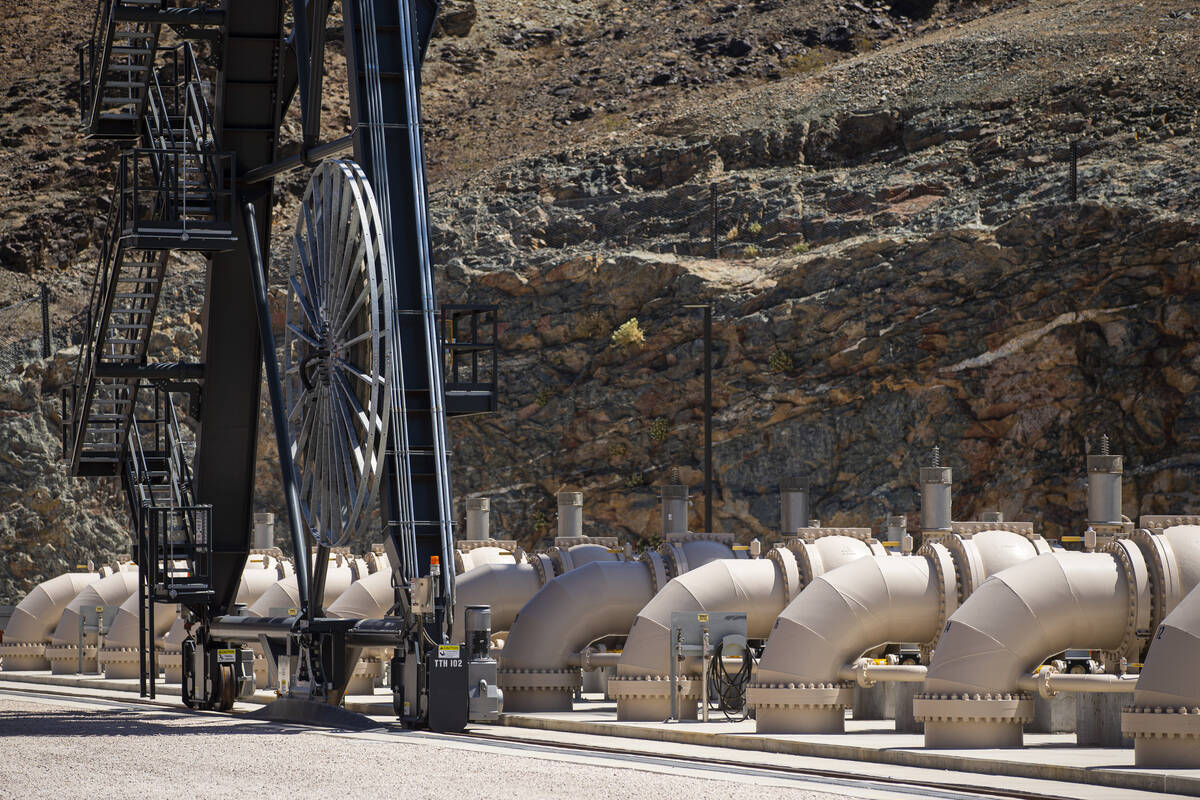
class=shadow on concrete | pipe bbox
[0,709,308,738]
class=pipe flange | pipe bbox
[457,539,520,554]
[639,551,668,595]
[1121,705,1200,739]
[917,541,959,651]
[793,527,874,544]
[1139,515,1200,530]
[664,532,735,545]
[607,674,701,700]
[1102,536,1152,661]
[745,681,855,710]
[1129,528,1183,633]
[0,640,47,657]
[548,546,574,574]
[530,553,557,587]
[940,533,985,605]
[766,545,801,602]
[658,542,689,580]
[912,692,1035,724]
[554,536,618,548]
[498,668,581,691]
[787,539,822,586]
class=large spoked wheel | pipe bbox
[283,160,392,547]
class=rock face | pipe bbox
[2,0,1200,601]
[0,350,128,603]
[439,205,1200,549]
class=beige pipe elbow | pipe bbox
[751,554,940,733]
[611,559,788,721]
[328,570,393,619]
[1125,581,1200,767]
[919,551,1132,748]
[499,560,655,712]
[97,591,177,679]
[47,570,140,674]
[1,571,101,671]
[453,561,543,638]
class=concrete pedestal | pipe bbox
[1076,692,1133,747]
[852,682,896,720]
[1029,692,1076,733]
[893,682,922,733]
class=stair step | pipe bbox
[111,46,152,56]
[115,292,156,299]
[107,323,150,330]
[103,338,146,346]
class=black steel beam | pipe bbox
[241,135,353,184]
[243,200,312,617]
[95,362,206,381]
[113,6,225,26]
[193,0,287,615]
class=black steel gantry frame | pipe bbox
[70,0,498,727]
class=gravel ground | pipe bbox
[0,697,854,800]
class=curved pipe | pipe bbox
[752,555,940,733]
[749,528,1048,733]
[0,571,101,671]
[328,570,393,619]
[920,551,1132,748]
[97,592,176,679]
[612,559,788,720]
[499,561,654,712]
[46,569,140,674]
[1125,582,1200,767]
[453,561,542,638]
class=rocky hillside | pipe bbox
[1,0,1198,602]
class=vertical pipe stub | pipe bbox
[557,491,584,538]
[780,476,811,536]
[466,497,491,540]
[981,511,1003,523]
[661,470,689,536]
[1087,434,1123,527]
[464,605,492,661]
[920,447,952,534]
[253,512,275,550]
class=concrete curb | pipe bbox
[498,712,1200,797]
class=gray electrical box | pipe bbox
[669,611,747,649]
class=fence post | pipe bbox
[1069,140,1079,202]
[40,283,51,358]
[710,184,718,257]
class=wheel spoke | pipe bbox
[283,160,392,547]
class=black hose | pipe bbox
[707,641,755,720]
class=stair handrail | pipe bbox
[69,177,125,456]
[80,0,117,128]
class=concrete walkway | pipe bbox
[4,672,1198,797]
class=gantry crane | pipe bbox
[67,0,499,729]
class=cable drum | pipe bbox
[283,160,393,547]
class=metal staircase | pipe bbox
[67,41,235,478]
[79,0,163,139]
[125,388,213,698]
